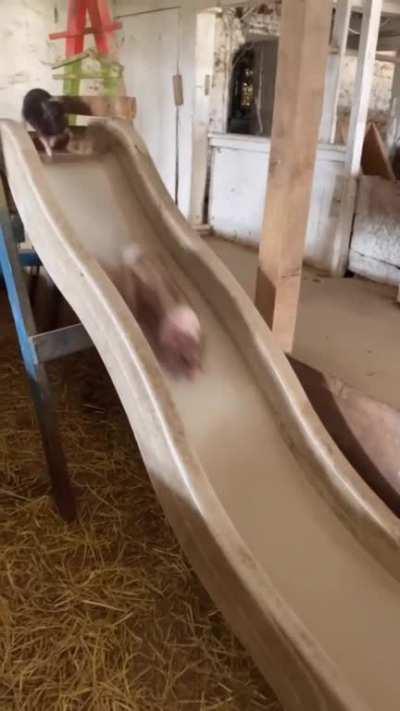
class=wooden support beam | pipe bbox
[320,0,352,144]
[289,357,400,516]
[56,94,136,119]
[346,0,383,177]
[331,0,383,276]
[255,0,332,354]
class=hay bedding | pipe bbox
[0,296,281,711]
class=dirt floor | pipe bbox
[0,291,280,711]
[208,237,400,410]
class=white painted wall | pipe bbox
[0,0,58,119]
[208,134,346,273]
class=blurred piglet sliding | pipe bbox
[109,245,203,380]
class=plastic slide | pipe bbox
[2,118,400,711]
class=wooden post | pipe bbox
[255,0,332,354]
[345,0,383,177]
[331,0,383,276]
[386,50,400,154]
[320,0,352,144]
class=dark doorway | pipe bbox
[228,39,279,137]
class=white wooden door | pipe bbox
[119,9,179,198]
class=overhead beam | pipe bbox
[216,0,398,13]
[320,0,352,144]
[255,0,331,354]
[340,0,396,9]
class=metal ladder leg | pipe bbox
[0,209,76,522]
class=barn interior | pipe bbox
[1,2,400,710]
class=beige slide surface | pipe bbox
[2,118,400,711]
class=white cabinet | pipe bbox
[208,133,346,273]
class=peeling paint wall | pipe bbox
[340,57,394,114]
[338,56,394,133]
[245,1,281,38]
[0,0,110,120]
[0,1,59,119]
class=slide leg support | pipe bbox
[0,208,76,522]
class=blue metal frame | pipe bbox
[0,182,76,521]
[0,214,41,278]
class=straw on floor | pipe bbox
[0,294,280,711]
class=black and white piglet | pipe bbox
[116,245,203,380]
[22,89,91,157]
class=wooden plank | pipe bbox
[49,21,121,41]
[386,50,400,153]
[52,51,90,70]
[31,324,93,363]
[330,175,358,275]
[320,0,353,144]
[346,0,383,177]
[376,52,400,64]
[56,95,136,119]
[361,122,396,180]
[290,357,400,516]
[331,0,383,276]
[255,0,332,354]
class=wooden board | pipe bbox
[255,0,332,353]
[320,0,352,143]
[345,0,383,177]
[56,94,136,120]
[290,357,400,515]
[362,122,396,181]
[330,0,383,276]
